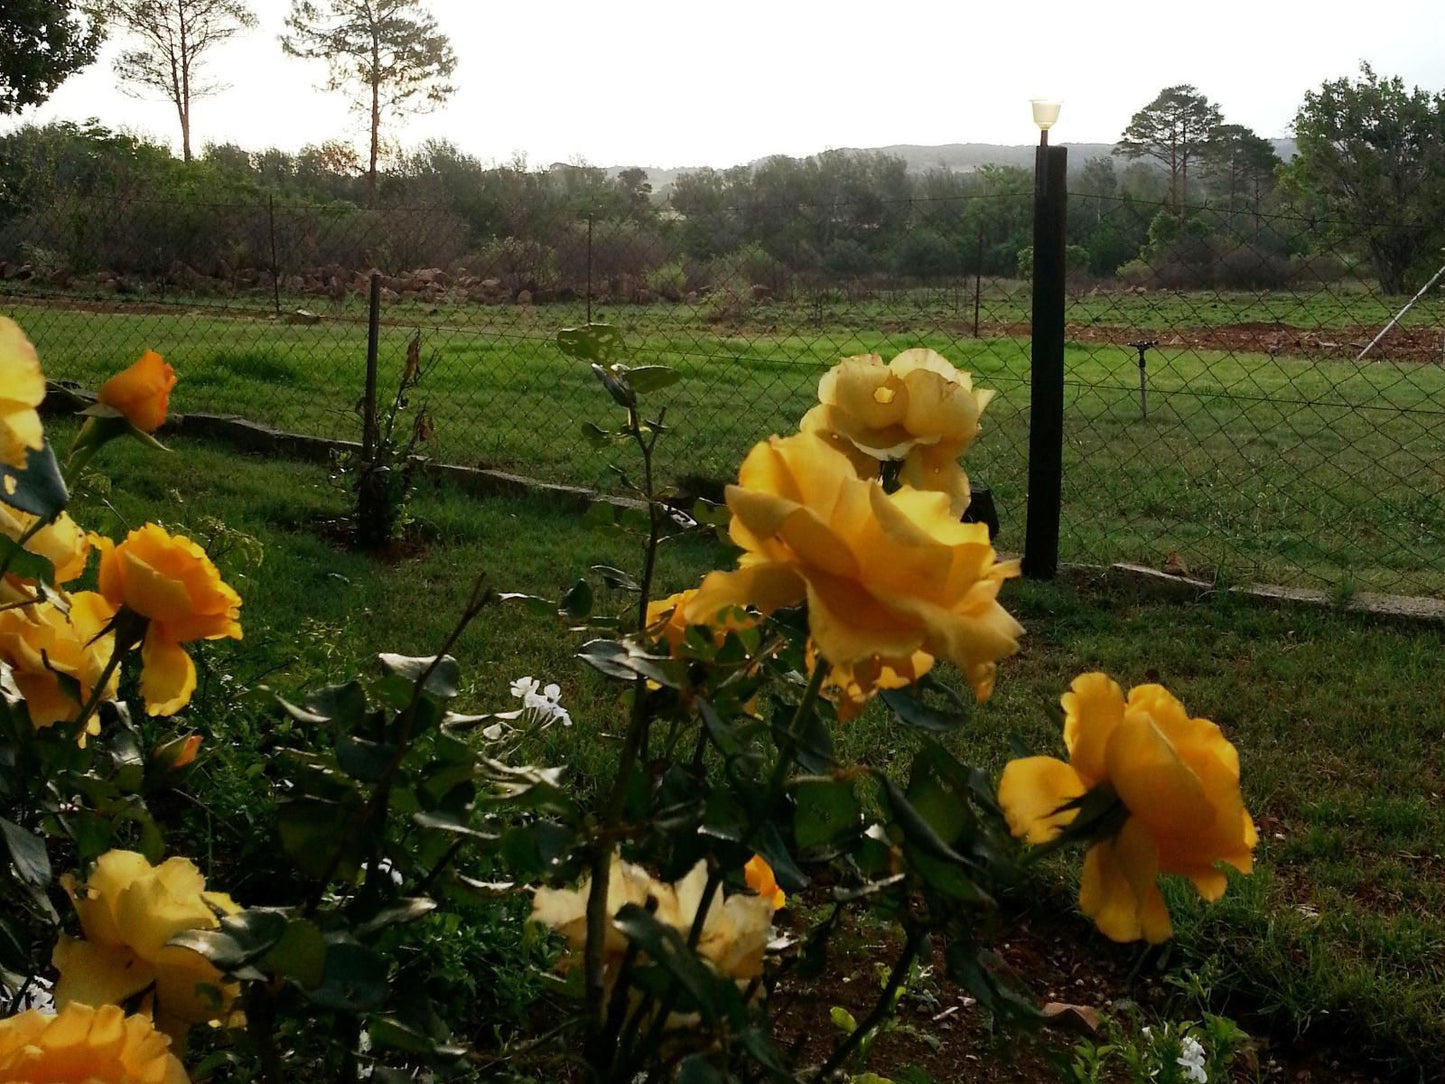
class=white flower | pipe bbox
[552,705,573,727]
[481,722,505,741]
[541,682,562,705]
[511,676,541,701]
[1177,1036,1207,1084]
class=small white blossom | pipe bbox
[1177,1036,1207,1083]
[481,722,505,741]
[511,676,541,701]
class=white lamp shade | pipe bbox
[1030,100,1063,131]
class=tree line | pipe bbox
[2,4,1442,295]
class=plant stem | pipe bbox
[583,408,664,1039]
[243,985,285,1084]
[69,610,145,737]
[305,576,490,916]
[816,924,926,1079]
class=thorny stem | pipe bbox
[305,576,491,917]
[583,405,664,1039]
[816,924,926,1079]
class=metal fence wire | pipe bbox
[2,184,1442,600]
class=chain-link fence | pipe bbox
[2,186,1442,599]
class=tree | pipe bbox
[1200,123,1279,233]
[1290,64,1445,294]
[1115,85,1222,217]
[0,1,104,114]
[105,0,259,163]
[281,0,456,206]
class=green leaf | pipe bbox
[357,897,436,937]
[0,913,27,972]
[0,816,50,886]
[411,809,498,841]
[378,653,460,700]
[754,821,808,893]
[0,440,67,518]
[336,734,395,783]
[307,938,389,1012]
[281,680,368,727]
[278,796,365,880]
[560,579,593,620]
[880,674,972,733]
[266,919,326,988]
[590,564,640,592]
[591,362,636,408]
[497,591,558,617]
[169,908,288,971]
[624,365,681,393]
[556,322,623,363]
[577,638,680,687]
[677,1056,729,1084]
[794,779,862,851]
[830,1005,858,1033]
[580,421,613,447]
[0,534,55,583]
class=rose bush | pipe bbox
[0,317,1257,1083]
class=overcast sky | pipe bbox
[6,0,1444,168]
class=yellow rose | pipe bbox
[0,503,91,585]
[93,524,242,716]
[0,1003,189,1084]
[743,855,786,911]
[530,854,775,989]
[684,432,1021,708]
[997,673,1257,944]
[646,588,756,657]
[801,349,995,515]
[54,850,241,1043]
[812,646,934,723]
[0,592,118,737]
[0,316,45,471]
[98,351,176,434]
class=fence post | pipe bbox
[1023,142,1067,579]
[585,214,593,324]
[268,194,281,318]
[972,221,984,338]
[363,272,381,459]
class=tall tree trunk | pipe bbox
[178,1,191,162]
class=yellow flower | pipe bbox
[92,524,242,716]
[0,503,91,585]
[684,432,1021,708]
[54,851,241,1043]
[997,673,1257,944]
[0,316,45,471]
[98,351,176,434]
[801,349,994,515]
[0,1003,189,1084]
[530,855,775,988]
[743,855,786,911]
[812,646,935,723]
[646,588,756,657]
[0,592,118,737]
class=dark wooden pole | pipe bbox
[1023,142,1067,579]
[363,271,381,460]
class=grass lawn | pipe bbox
[11,287,1445,599]
[67,428,1445,1077]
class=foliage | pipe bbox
[0,0,103,114]
[331,329,432,548]
[104,0,259,163]
[281,0,457,203]
[1288,63,1445,294]
[1114,85,1223,215]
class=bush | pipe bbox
[649,259,686,301]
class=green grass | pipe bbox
[65,431,1445,1075]
[10,287,1445,599]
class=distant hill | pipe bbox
[609,139,1297,197]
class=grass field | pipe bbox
[9,283,1445,597]
[69,430,1445,1077]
